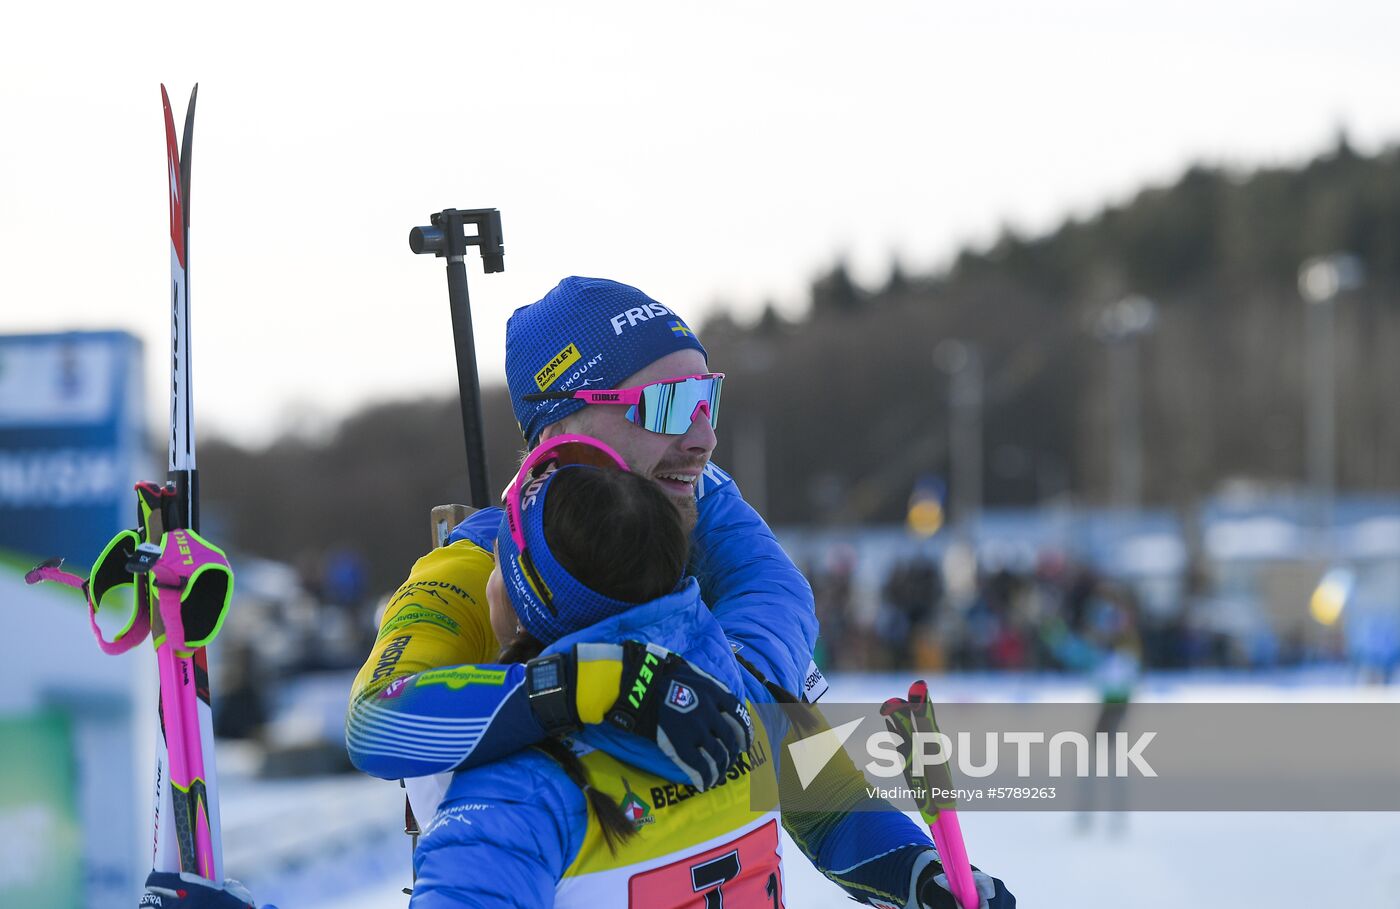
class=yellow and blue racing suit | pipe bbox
[408,580,939,909]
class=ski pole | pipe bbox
[881,680,980,909]
[409,208,505,509]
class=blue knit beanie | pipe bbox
[505,276,707,444]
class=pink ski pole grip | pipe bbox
[151,528,233,651]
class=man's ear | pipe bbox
[537,413,582,444]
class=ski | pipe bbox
[22,83,234,896]
[152,82,224,885]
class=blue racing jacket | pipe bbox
[409,580,936,909]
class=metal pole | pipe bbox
[1307,293,1336,533]
[441,215,491,509]
[409,208,505,509]
[937,340,982,533]
[735,414,769,515]
[958,347,983,530]
[734,340,774,515]
[1299,254,1363,538]
[1111,337,1144,509]
[1096,295,1155,510]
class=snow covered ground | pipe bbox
[229,672,1400,908]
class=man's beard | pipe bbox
[668,490,699,535]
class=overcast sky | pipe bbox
[3,1,1399,445]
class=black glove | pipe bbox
[604,640,754,790]
[917,859,1015,909]
[140,872,276,909]
[525,641,753,790]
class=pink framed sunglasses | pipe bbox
[521,373,723,435]
[501,434,629,552]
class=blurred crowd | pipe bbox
[803,542,1342,677]
[212,550,378,745]
[211,531,1395,752]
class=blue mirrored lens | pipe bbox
[636,376,722,434]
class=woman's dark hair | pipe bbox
[499,633,639,851]
[542,466,690,604]
[492,467,691,851]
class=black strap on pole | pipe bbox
[409,208,504,509]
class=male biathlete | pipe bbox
[347,277,1013,908]
[349,277,817,791]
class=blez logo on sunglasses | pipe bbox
[609,302,675,335]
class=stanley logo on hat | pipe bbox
[506,277,707,444]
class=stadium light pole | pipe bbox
[935,340,982,535]
[1298,253,1364,539]
[1094,295,1156,510]
[732,339,774,515]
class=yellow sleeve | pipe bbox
[350,540,498,701]
[575,659,623,725]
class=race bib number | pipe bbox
[628,819,783,908]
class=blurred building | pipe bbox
[0,331,148,908]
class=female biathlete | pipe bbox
[407,436,1013,908]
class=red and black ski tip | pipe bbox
[180,85,196,237]
[160,86,187,270]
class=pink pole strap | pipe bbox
[25,559,86,591]
[25,557,151,655]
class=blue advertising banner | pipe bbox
[0,330,147,904]
[0,331,145,568]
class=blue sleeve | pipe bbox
[411,751,587,908]
[781,742,936,903]
[692,463,818,694]
[790,811,937,907]
[762,685,937,907]
[447,506,503,549]
[347,662,548,779]
[347,504,553,780]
